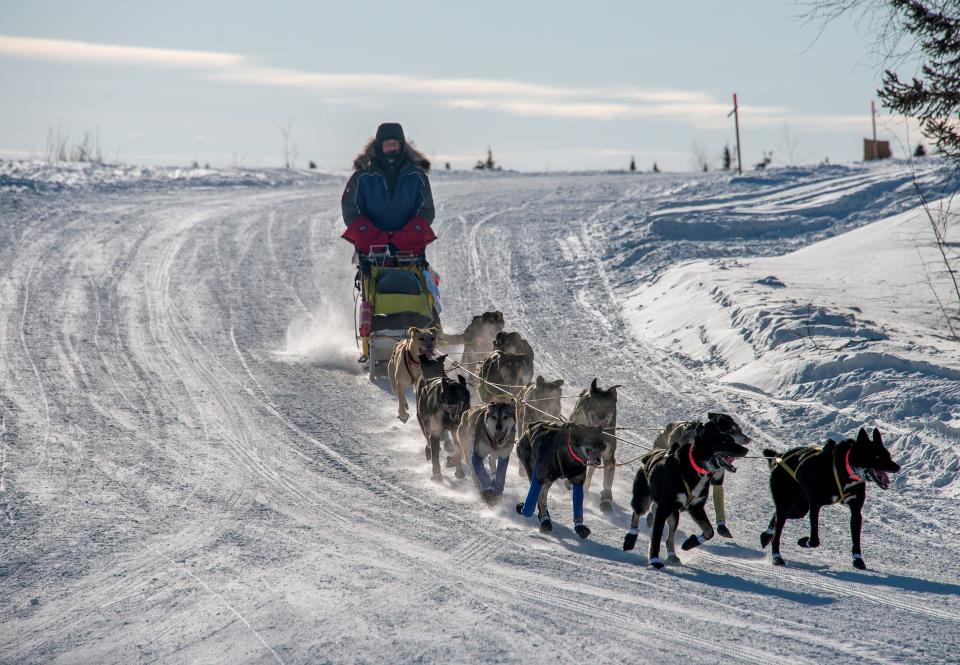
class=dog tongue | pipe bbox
[875,470,891,489]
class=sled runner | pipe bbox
[342,217,441,380]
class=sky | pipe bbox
[0,0,927,172]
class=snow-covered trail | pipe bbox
[1,168,958,664]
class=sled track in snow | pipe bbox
[3,167,959,664]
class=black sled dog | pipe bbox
[760,427,900,569]
[415,374,471,481]
[515,422,606,539]
[623,422,748,568]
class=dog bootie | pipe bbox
[772,553,785,566]
[852,553,867,570]
[681,534,706,551]
[716,521,733,538]
[649,557,664,570]
[623,530,639,551]
[574,524,591,540]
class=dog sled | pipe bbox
[342,217,441,380]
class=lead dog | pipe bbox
[443,311,505,362]
[570,379,620,512]
[649,413,752,538]
[452,401,517,505]
[515,422,606,539]
[760,427,900,569]
[389,326,439,423]
[416,374,471,481]
[623,422,748,568]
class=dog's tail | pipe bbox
[762,448,781,469]
[441,332,467,345]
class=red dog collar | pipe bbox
[567,433,587,465]
[688,445,708,476]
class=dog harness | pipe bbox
[642,444,710,507]
[520,428,585,523]
[773,446,863,504]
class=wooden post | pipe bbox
[729,93,743,175]
[871,100,878,161]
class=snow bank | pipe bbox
[0,159,338,193]
[624,196,960,494]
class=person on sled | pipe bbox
[341,122,436,262]
[341,123,441,365]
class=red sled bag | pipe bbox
[341,216,389,253]
[341,216,436,254]
[389,217,437,253]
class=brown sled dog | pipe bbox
[442,311,504,362]
[388,326,439,423]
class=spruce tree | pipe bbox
[877,1,960,163]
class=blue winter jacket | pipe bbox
[341,141,434,232]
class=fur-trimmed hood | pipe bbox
[353,138,431,173]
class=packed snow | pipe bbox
[1,157,958,664]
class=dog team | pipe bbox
[387,311,902,571]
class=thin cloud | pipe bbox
[0,35,244,68]
[0,34,884,133]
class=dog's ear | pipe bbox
[872,428,883,445]
[536,375,545,388]
[436,353,447,364]
[856,427,870,446]
[458,374,467,388]
[427,326,439,338]
[609,384,623,392]
[552,379,564,388]
[505,400,517,416]
[590,378,598,393]
[702,421,720,438]
[407,326,421,340]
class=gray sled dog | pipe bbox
[516,375,564,436]
[492,331,534,389]
[570,379,621,512]
[648,413,751,538]
[413,353,448,391]
[494,331,535,368]
[443,311,504,362]
[452,401,517,505]
[477,351,530,403]
[389,326,439,423]
[515,422,606,539]
[416,375,471,481]
[623,422,748,568]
